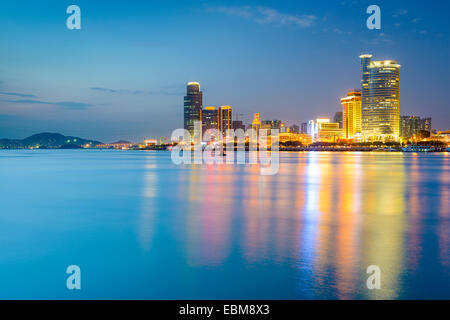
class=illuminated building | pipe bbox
[252,113,261,132]
[159,137,168,144]
[333,112,343,128]
[400,116,432,138]
[314,118,342,142]
[219,106,233,139]
[184,82,203,139]
[144,139,157,147]
[307,120,316,138]
[341,90,362,140]
[280,123,286,133]
[301,122,308,134]
[279,133,312,145]
[97,141,134,150]
[360,54,372,115]
[202,106,219,133]
[360,55,401,141]
[232,120,245,131]
[289,124,299,134]
[261,121,272,131]
[261,120,281,131]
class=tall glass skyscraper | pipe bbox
[360,54,372,112]
[184,82,203,140]
[360,55,401,141]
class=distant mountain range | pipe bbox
[0,133,103,149]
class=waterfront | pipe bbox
[0,150,449,299]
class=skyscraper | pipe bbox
[400,116,432,138]
[289,124,299,134]
[252,113,261,132]
[301,122,308,134]
[333,112,343,129]
[219,106,233,139]
[360,55,401,141]
[202,106,219,134]
[341,90,362,140]
[360,54,372,115]
[184,82,203,140]
[232,120,245,131]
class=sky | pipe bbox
[0,0,449,142]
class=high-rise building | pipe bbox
[184,82,203,139]
[307,120,316,138]
[301,122,308,134]
[202,106,219,134]
[360,54,372,115]
[360,55,401,141]
[289,124,299,134]
[232,120,245,131]
[252,113,261,132]
[341,90,362,140]
[333,112,343,128]
[219,106,233,139]
[261,120,281,130]
[400,116,432,138]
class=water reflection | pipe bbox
[135,152,449,299]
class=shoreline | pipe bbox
[1,148,448,153]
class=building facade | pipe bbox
[360,55,401,141]
[184,82,203,140]
[341,90,362,140]
[232,120,245,131]
[333,112,343,129]
[202,106,219,134]
[219,106,233,139]
[400,116,432,138]
[301,122,308,134]
[315,119,342,142]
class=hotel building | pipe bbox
[341,90,362,140]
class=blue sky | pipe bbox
[0,0,449,142]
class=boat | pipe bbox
[402,145,434,152]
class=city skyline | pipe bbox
[0,0,449,142]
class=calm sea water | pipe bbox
[0,150,449,300]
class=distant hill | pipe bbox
[0,133,103,149]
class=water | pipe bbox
[0,150,449,299]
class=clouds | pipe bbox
[90,87,145,95]
[0,85,91,110]
[90,86,183,96]
[392,9,408,18]
[362,33,394,46]
[5,99,92,110]
[0,91,37,98]
[209,6,317,28]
